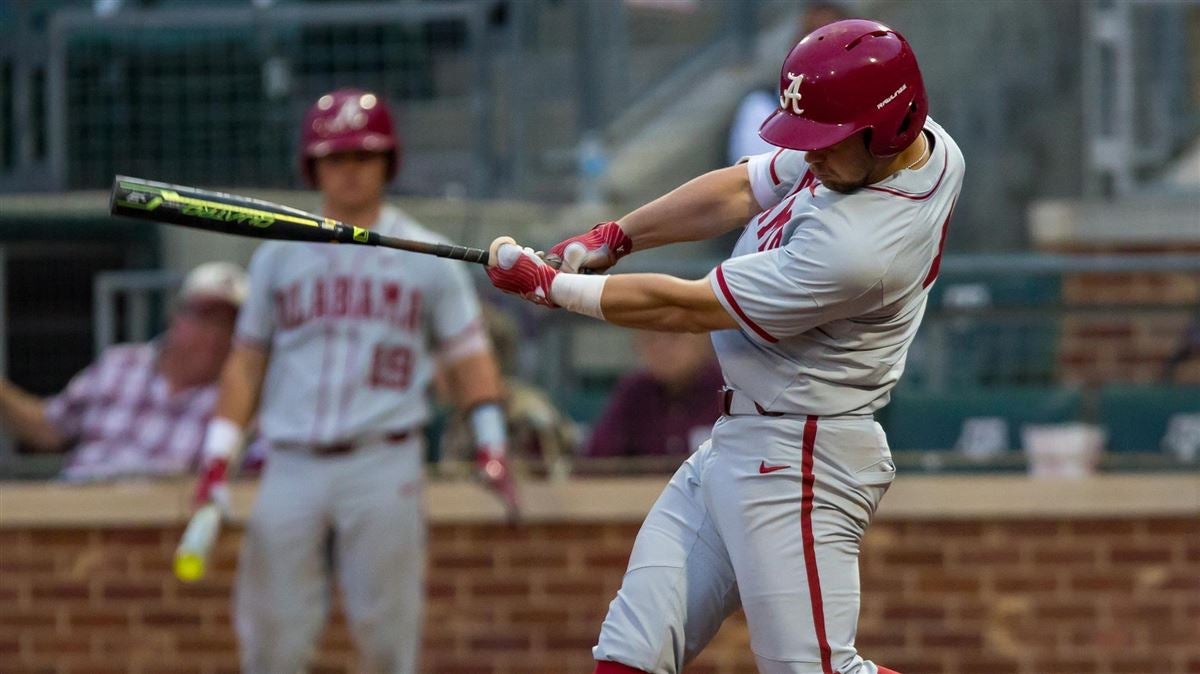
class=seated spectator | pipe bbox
[585,330,724,461]
[726,1,852,165]
[0,262,247,481]
[436,305,577,479]
[1164,312,1200,383]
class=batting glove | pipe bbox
[475,448,520,523]
[192,457,231,515]
[545,221,632,274]
[193,417,242,514]
[487,237,560,307]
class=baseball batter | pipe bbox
[487,20,963,674]
[192,89,515,674]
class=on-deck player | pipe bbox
[193,88,516,674]
[486,20,963,674]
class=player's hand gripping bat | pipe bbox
[109,175,494,264]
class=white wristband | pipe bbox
[202,417,245,462]
[469,402,508,455]
[550,273,608,320]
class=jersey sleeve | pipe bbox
[430,259,487,361]
[235,246,276,345]
[744,148,808,210]
[708,217,882,344]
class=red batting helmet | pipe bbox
[299,88,401,187]
[759,19,928,157]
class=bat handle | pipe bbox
[174,504,222,582]
[437,244,490,265]
[371,233,491,265]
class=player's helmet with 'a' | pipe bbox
[759,19,928,157]
[299,88,402,186]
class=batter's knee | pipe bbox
[346,615,419,674]
[236,622,316,674]
[592,566,687,674]
[337,603,419,672]
[234,586,330,674]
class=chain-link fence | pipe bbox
[45,2,502,195]
[2,0,786,198]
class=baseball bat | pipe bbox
[109,175,492,265]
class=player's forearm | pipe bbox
[617,165,759,252]
[0,378,65,450]
[213,343,269,428]
[592,274,737,333]
[445,351,505,410]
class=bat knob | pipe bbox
[488,236,518,268]
[174,552,207,583]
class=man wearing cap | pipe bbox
[0,262,246,481]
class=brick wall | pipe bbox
[2,518,1198,674]
[1059,270,1200,384]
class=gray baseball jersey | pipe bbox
[595,119,965,674]
[237,205,485,444]
[709,118,965,416]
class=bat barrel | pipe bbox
[109,175,493,266]
[110,175,340,243]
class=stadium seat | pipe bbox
[880,386,1083,451]
[920,274,1062,388]
[1098,385,1200,453]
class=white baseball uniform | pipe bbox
[593,118,964,674]
[233,205,487,673]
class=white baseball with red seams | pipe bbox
[591,118,965,674]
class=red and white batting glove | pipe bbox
[192,417,242,514]
[476,448,520,523]
[487,237,560,307]
[545,221,632,274]
[192,457,230,514]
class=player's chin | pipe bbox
[822,176,869,194]
[333,187,377,209]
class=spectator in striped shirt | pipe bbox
[0,262,247,481]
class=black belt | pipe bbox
[720,389,873,420]
[278,430,415,456]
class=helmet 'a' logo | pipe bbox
[315,96,372,136]
[781,72,805,115]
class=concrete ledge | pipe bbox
[1029,196,1200,248]
[1,474,1197,528]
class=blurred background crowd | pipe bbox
[0,0,1197,480]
